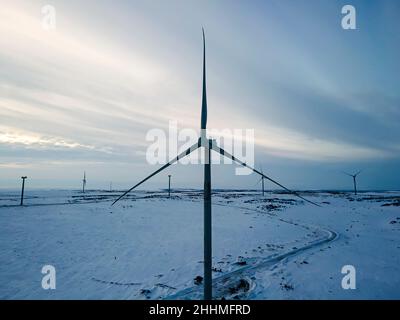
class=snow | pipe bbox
[0,189,399,299]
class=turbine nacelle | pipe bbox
[198,134,217,149]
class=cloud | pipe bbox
[0,128,97,151]
[0,0,399,189]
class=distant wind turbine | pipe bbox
[112,29,320,300]
[82,171,86,193]
[256,167,266,196]
[343,171,361,195]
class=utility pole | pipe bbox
[82,171,86,193]
[20,176,27,206]
[168,175,171,198]
[353,175,357,195]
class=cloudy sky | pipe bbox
[0,0,399,190]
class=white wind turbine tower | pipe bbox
[112,29,320,300]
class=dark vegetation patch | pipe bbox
[234,256,247,266]
[155,283,176,290]
[228,279,250,295]
[382,201,400,207]
[355,195,400,203]
[280,283,294,291]
[91,277,141,286]
[194,276,203,285]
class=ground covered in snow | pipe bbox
[0,189,399,299]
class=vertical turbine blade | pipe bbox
[201,28,207,130]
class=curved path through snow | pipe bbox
[166,201,338,300]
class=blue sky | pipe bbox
[0,0,399,190]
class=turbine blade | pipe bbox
[112,142,200,206]
[211,145,321,207]
[355,170,362,176]
[201,28,207,130]
[342,171,353,177]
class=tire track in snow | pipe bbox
[165,200,338,300]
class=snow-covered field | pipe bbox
[0,189,399,299]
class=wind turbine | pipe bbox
[343,171,361,195]
[256,167,265,196]
[112,29,320,300]
[82,171,86,193]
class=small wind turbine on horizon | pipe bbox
[20,176,27,206]
[343,170,361,195]
[112,29,320,300]
[82,171,86,193]
[256,166,266,196]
